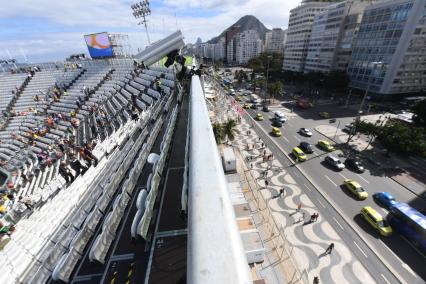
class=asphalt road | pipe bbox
[242,102,426,284]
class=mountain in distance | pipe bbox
[207,15,270,44]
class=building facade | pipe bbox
[304,0,372,73]
[235,30,263,64]
[265,28,287,54]
[348,0,426,95]
[283,0,342,72]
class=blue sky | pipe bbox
[0,0,298,62]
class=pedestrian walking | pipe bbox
[310,214,315,223]
[258,137,261,142]
[279,188,284,197]
[59,162,74,184]
[250,163,253,169]
[325,243,334,254]
[261,142,264,148]
[265,180,269,187]
[296,203,302,212]
[314,213,319,222]
[313,276,319,284]
[263,150,266,156]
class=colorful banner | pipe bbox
[84,32,113,58]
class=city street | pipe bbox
[241,101,426,284]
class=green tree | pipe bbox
[212,122,224,144]
[324,71,349,93]
[412,99,426,127]
[268,81,283,99]
[222,119,239,143]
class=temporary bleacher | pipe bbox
[0,60,178,283]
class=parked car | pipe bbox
[373,192,397,208]
[360,206,392,236]
[343,179,368,200]
[318,140,335,152]
[324,155,345,170]
[272,127,282,137]
[319,112,330,118]
[345,158,365,173]
[299,128,312,137]
[251,104,258,110]
[299,142,314,154]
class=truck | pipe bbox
[222,147,237,173]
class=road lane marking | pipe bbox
[353,241,368,258]
[303,183,312,191]
[400,235,426,258]
[338,173,347,180]
[293,135,301,142]
[380,274,391,284]
[283,136,289,143]
[333,217,344,231]
[356,174,370,184]
[317,199,326,208]
[324,175,337,186]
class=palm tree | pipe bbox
[212,122,224,144]
[222,119,239,143]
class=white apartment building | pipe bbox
[235,30,263,64]
[265,28,287,54]
[348,0,426,95]
[304,0,373,73]
[213,38,225,61]
[283,0,342,72]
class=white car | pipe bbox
[274,111,287,122]
[299,128,312,137]
[325,155,345,170]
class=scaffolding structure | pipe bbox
[109,33,132,58]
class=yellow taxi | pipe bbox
[243,103,251,109]
[235,96,243,102]
[318,140,335,152]
[292,147,307,162]
[272,127,282,137]
[343,179,368,200]
[319,112,330,118]
[255,113,264,121]
[360,206,392,236]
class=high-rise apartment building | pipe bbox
[265,28,287,54]
[304,0,373,73]
[235,30,263,64]
[283,0,342,72]
[348,0,426,95]
[225,26,240,64]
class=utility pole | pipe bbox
[264,55,272,106]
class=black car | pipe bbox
[262,105,269,112]
[251,104,258,110]
[272,120,282,128]
[299,142,313,154]
[345,158,365,173]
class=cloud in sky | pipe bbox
[0,0,299,62]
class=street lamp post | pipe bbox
[356,62,383,122]
[264,55,272,106]
[346,61,383,145]
[131,1,152,45]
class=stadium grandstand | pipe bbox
[0,26,250,284]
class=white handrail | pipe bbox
[188,75,251,284]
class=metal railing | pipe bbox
[187,75,252,284]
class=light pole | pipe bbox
[131,1,151,45]
[356,61,383,122]
[346,61,383,145]
[264,55,272,106]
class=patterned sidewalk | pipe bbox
[233,118,376,284]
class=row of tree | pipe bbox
[212,119,239,144]
[354,119,426,157]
